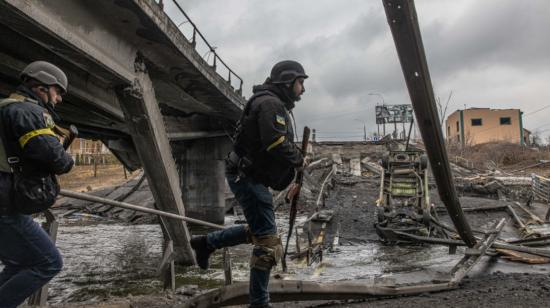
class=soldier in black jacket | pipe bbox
[0,61,74,307]
[191,60,308,308]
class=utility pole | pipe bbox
[363,124,367,141]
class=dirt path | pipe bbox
[58,164,140,192]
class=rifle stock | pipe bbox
[282,126,310,272]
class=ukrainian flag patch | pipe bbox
[276,114,286,125]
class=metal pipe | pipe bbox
[382,0,476,246]
[59,189,225,230]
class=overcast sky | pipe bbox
[164,0,550,142]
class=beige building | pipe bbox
[446,108,525,146]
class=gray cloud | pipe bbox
[166,0,550,141]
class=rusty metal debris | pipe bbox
[59,189,225,229]
[375,148,436,243]
[290,210,334,266]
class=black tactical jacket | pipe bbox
[233,83,303,190]
[0,86,74,213]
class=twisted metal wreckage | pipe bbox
[24,0,550,306]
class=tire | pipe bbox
[420,154,428,169]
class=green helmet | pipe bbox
[20,61,68,93]
[269,60,308,84]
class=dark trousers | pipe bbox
[207,174,276,307]
[0,214,62,308]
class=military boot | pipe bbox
[190,235,215,270]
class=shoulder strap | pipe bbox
[242,90,275,118]
[0,95,25,173]
[233,91,274,136]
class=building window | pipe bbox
[456,121,459,132]
[500,117,511,125]
[471,118,482,126]
[447,126,450,136]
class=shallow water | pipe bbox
[50,222,164,303]
[44,215,461,304]
[1,211,546,305]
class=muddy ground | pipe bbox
[268,272,550,308]
[33,142,550,307]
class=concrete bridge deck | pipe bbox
[0,0,246,263]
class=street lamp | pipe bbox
[368,92,385,105]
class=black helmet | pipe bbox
[20,61,68,93]
[269,60,308,84]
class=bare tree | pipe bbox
[437,90,453,127]
[532,130,541,147]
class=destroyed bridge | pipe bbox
[0,0,245,264]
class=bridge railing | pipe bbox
[157,0,244,96]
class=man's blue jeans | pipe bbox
[207,174,276,307]
[0,214,63,308]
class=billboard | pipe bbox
[375,104,413,124]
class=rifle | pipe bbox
[53,124,78,150]
[281,126,310,272]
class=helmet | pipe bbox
[20,61,68,93]
[269,60,308,84]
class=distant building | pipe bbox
[446,108,525,146]
[67,138,110,154]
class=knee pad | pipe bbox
[249,234,282,271]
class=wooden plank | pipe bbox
[496,248,550,264]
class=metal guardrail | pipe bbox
[530,173,550,220]
[531,174,550,203]
[159,0,244,96]
[454,156,474,170]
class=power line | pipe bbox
[524,104,550,117]
[531,123,550,131]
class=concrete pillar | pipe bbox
[176,137,232,224]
